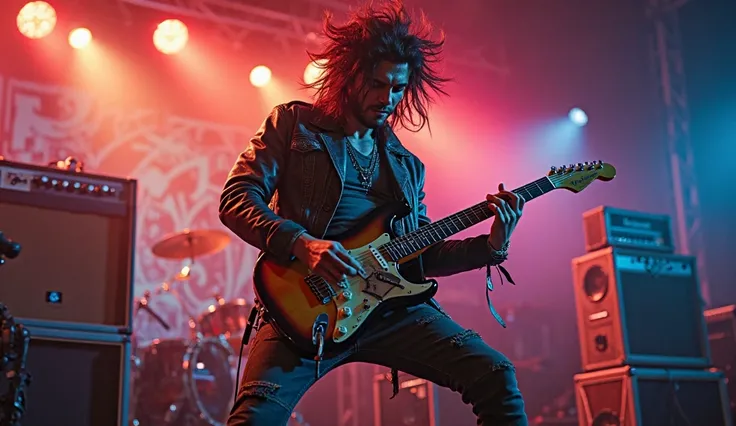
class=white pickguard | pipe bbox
[330,233,435,342]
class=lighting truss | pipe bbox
[117,0,510,73]
[648,0,710,305]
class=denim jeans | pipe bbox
[227,303,528,425]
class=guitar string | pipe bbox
[384,170,589,253]
[309,171,577,293]
[310,170,594,293]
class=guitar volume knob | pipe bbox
[339,290,353,301]
[339,307,353,318]
[336,326,348,336]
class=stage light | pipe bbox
[569,107,588,126]
[250,66,272,88]
[68,28,92,49]
[153,19,188,54]
[304,59,327,86]
[17,1,57,39]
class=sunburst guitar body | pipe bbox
[253,201,433,354]
[253,161,617,355]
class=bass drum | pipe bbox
[133,337,236,425]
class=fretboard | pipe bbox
[382,176,555,261]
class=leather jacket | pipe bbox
[219,101,496,279]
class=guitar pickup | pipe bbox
[375,272,404,289]
[368,245,389,270]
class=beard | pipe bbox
[347,95,389,129]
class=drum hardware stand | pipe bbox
[0,233,30,426]
[148,228,233,341]
[135,292,171,332]
[133,229,245,426]
[129,266,192,425]
[136,266,200,338]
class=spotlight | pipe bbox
[68,28,92,49]
[153,19,188,54]
[304,59,327,86]
[250,66,272,88]
[17,1,57,39]
[568,107,588,127]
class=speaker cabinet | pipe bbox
[373,371,477,426]
[572,247,710,371]
[574,366,732,426]
[582,206,674,253]
[21,325,131,426]
[0,159,136,334]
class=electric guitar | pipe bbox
[252,161,616,355]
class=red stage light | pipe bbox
[17,1,57,39]
[250,66,272,88]
[153,19,189,55]
[68,28,92,49]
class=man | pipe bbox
[219,1,528,424]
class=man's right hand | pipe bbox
[292,234,364,284]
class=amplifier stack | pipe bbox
[0,159,137,426]
[572,206,732,426]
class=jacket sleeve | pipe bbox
[218,104,307,263]
[416,163,493,278]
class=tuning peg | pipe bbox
[550,166,557,172]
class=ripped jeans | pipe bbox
[227,303,528,426]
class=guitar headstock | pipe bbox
[548,161,616,193]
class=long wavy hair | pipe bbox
[304,0,449,133]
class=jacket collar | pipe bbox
[308,104,414,207]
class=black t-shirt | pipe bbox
[324,143,394,238]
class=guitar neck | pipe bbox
[383,176,556,261]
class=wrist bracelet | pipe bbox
[487,239,510,264]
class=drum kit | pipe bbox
[129,229,311,426]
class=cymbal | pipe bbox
[151,229,231,260]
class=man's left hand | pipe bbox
[486,183,525,250]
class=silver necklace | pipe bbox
[345,140,379,192]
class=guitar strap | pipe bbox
[485,263,516,328]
